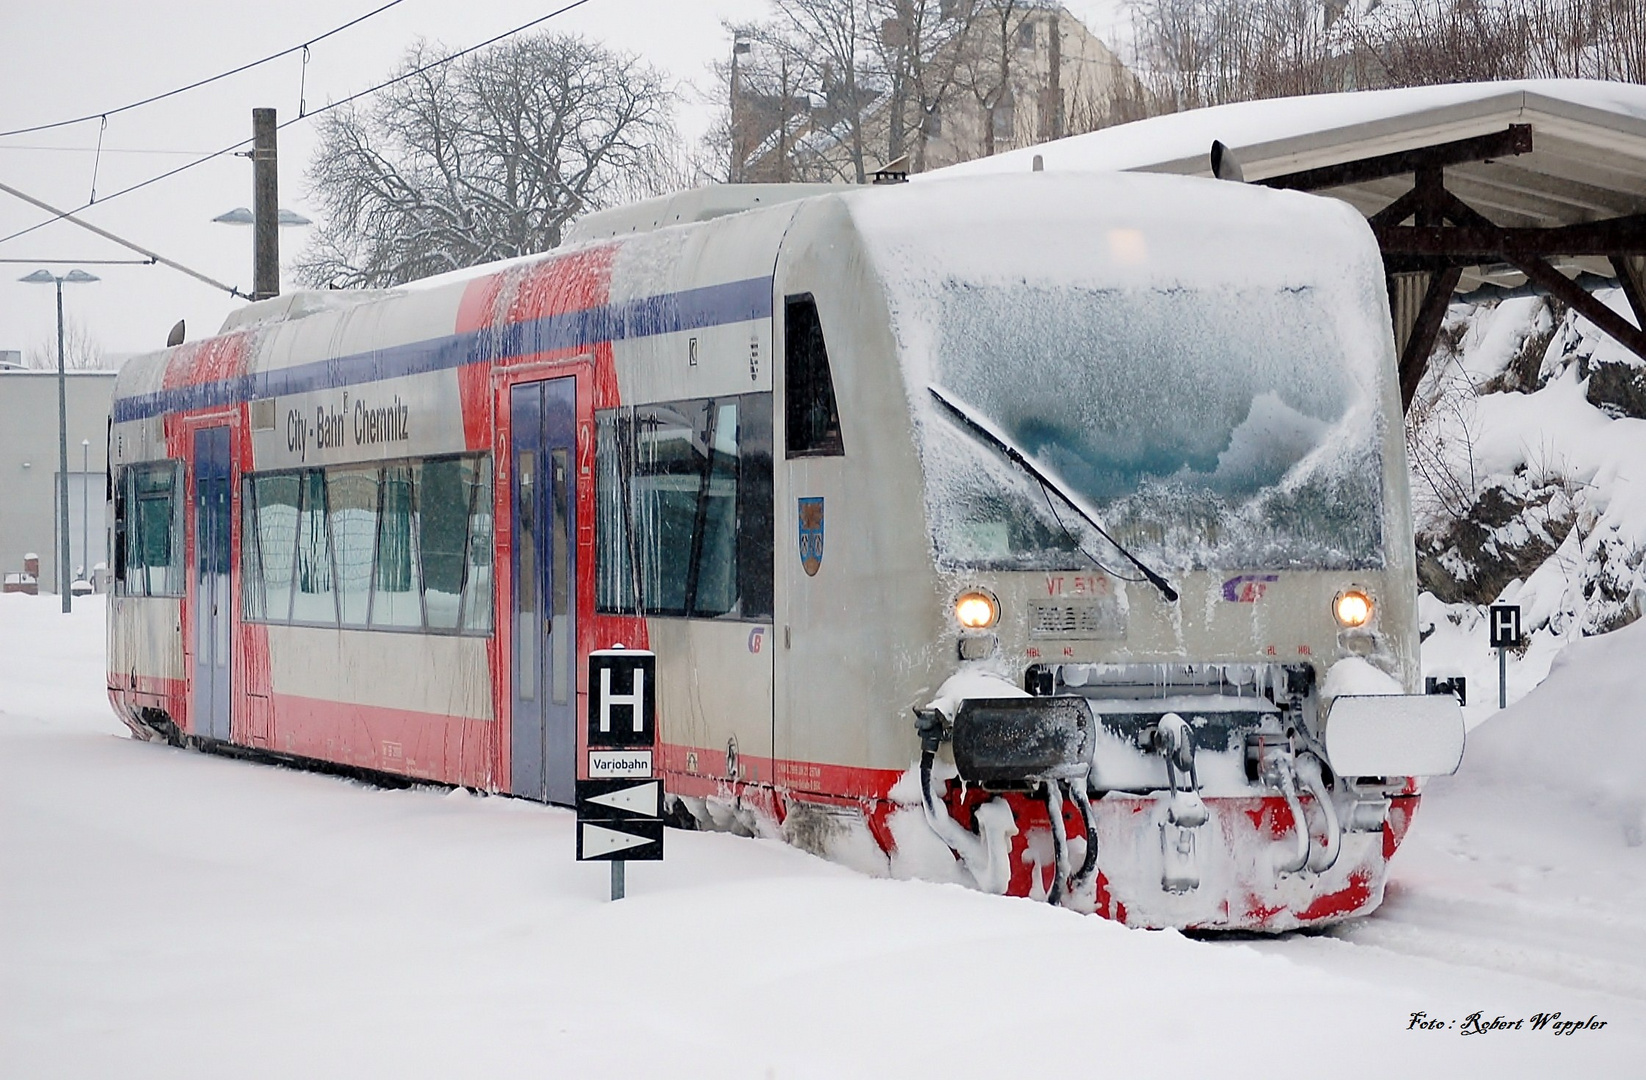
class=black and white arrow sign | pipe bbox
[575,778,665,862]
[576,819,664,861]
[575,778,663,819]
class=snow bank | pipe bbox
[1460,615,1646,844]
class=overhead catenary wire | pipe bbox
[0,0,409,139]
[0,146,226,155]
[0,178,241,296]
[0,257,157,265]
[0,0,599,252]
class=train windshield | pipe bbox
[920,282,1386,572]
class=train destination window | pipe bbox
[241,454,493,635]
[115,462,184,597]
[596,392,772,620]
[784,295,844,458]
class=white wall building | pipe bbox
[0,369,116,595]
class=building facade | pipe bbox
[0,370,116,596]
[737,3,1137,182]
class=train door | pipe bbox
[509,377,578,804]
[191,426,233,742]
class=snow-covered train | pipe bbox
[107,170,1463,930]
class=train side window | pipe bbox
[112,466,128,590]
[633,401,703,614]
[418,458,470,631]
[289,471,336,625]
[595,411,636,613]
[785,295,844,458]
[242,455,492,635]
[240,480,265,620]
[692,400,741,615]
[596,393,772,621]
[459,456,495,634]
[328,467,379,627]
[372,465,424,629]
[250,474,301,622]
[120,462,183,598]
[736,399,773,619]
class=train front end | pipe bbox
[854,173,1464,930]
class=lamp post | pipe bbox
[20,267,98,612]
[81,438,90,590]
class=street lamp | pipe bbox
[213,206,311,301]
[19,267,98,612]
[211,207,312,226]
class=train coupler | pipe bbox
[1155,713,1207,893]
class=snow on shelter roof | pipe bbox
[928,80,1646,231]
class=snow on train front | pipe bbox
[853,173,1465,929]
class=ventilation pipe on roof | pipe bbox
[1210,139,1246,182]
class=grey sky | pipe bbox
[0,0,1127,362]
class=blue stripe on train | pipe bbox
[112,275,774,423]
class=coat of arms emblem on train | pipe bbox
[797,497,825,576]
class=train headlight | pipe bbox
[1334,588,1374,628]
[955,590,999,630]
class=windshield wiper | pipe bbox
[928,385,1179,603]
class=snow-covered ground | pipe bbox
[3,593,1643,1077]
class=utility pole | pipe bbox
[730,38,750,183]
[1048,12,1063,140]
[252,108,279,301]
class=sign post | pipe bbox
[1488,604,1521,709]
[577,646,662,900]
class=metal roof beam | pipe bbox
[1510,254,1646,364]
[1453,159,1643,219]
[1376,213,1646,261]
[1612,255,1646,332]
[1258,124,1533,193]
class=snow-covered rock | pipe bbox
[1411,279,1646,721]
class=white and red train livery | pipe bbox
[108,172,1463,929]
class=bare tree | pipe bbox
[296,34,680,288]
[1122,0,1643,121]
[25,316,106,371]
[958,1,1036,158]
[770,0,879,183]
[720,21,819,183]
[871,0,981,171]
